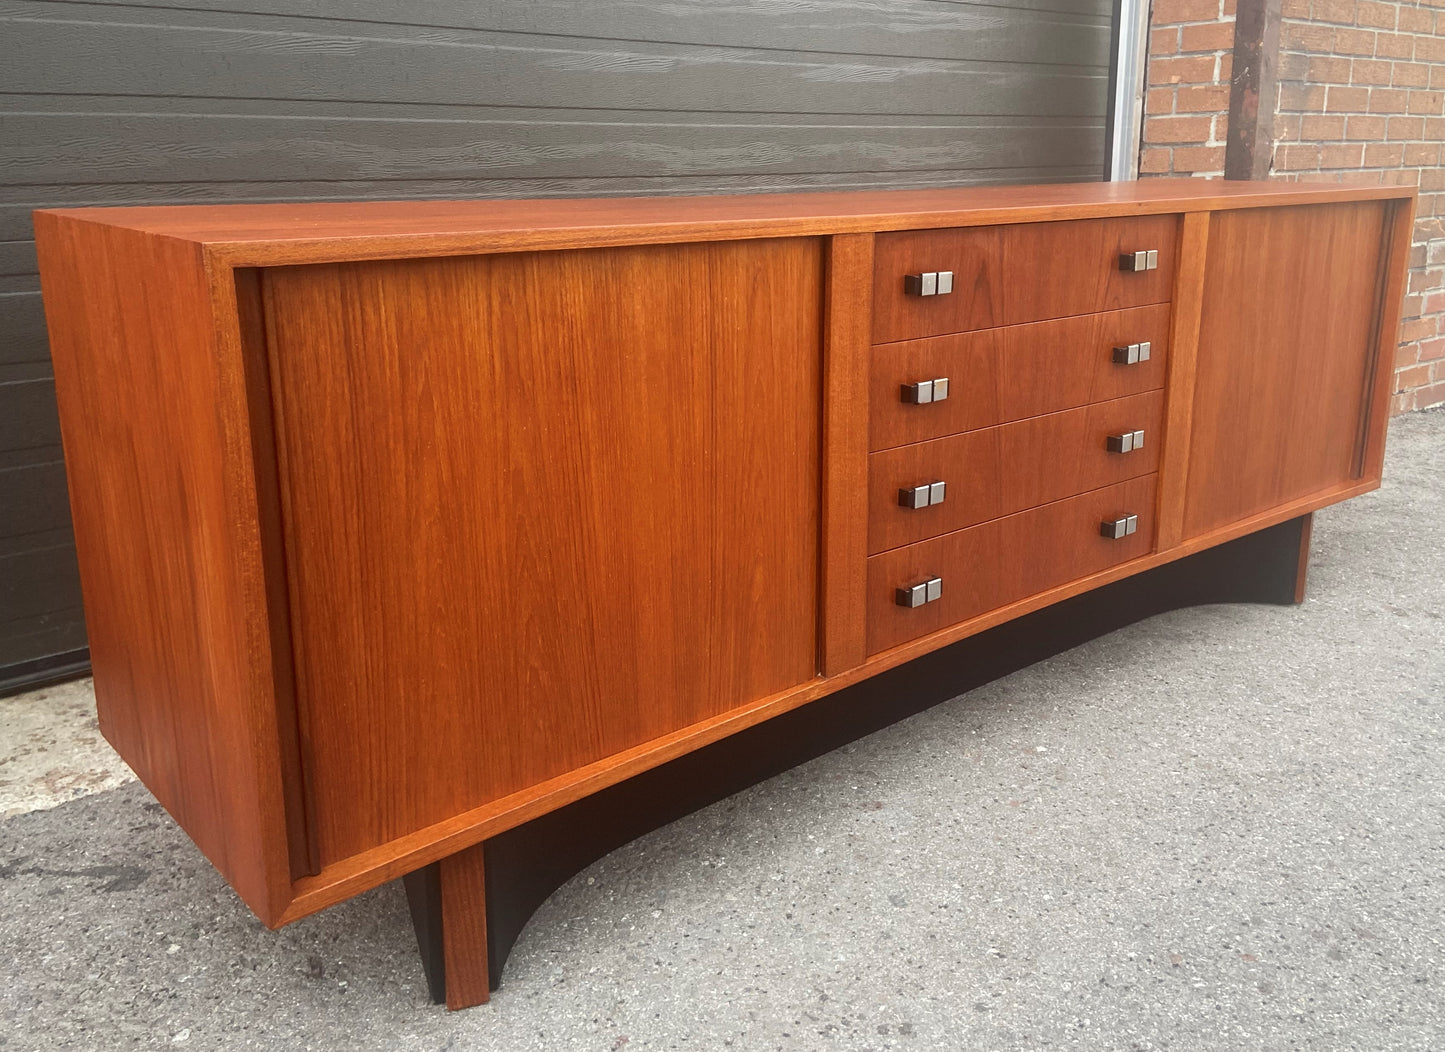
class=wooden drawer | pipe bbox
[868,390,1163,554]
[872,214,1177,344]
[867,474,1157,655]
[869,303,1171,451]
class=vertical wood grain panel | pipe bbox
[821,233,872,676]
[34,215,295,921]
[1183,202,1389,540]
[1155,211,1210,552]
[264,238,823,867]
[1359,197,1416,481]
[439,845,490,1010]
[232,267,318,879]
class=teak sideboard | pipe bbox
[34,180,1412,1008]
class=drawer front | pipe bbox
[867,474,1157,655]
[868,390,1164,554]
[869,303,1171,451]
[872,214,1178,344]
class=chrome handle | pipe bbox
[1119,250,1159,272]
[1106,430,1145,454]
[1100,514,1140,539]
[896,576,944,608]
[1112,341,1152,365]
[904,271,954,297]
[900,377,949,404]
[899,481,947,509]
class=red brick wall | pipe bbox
[1142,0,1238,177]
[1140,0,1445,411]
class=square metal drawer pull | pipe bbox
[901,380,932,403]
[1100,514,1140,540]
[1119,250,1159,273]
[904,271,954,297]
[1106,429,1146,454]
[900,377,950,404]
[1113,340,1153,365]
[896,576,944,608]
[899,484,930,509]
[898,480,947,509]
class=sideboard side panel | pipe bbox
[264,238,824,868]
[1359,197,1416,482]
[34,217,293,920]
[1183,202,1391,540]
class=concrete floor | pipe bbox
[1,409,1441,1052]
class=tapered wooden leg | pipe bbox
[439,844,490,1008]
[1293,512,1314,604]
[404,844,492,1009]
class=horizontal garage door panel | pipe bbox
[0,0,1112,688]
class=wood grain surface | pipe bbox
[1184,202,1390,540]
[821,233,874,675]
[34,182,1412,268]
[866,475,1158,654]
[263,238,823,867]
[1360,198,1417,481]
[33,214,297,922]
[1154,211,1211,553]
[868,390,1165,554]
[872,214,1178,343]
[868,303,1171,450]
[439,845,490,1010]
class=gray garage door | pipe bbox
[0,0,1115,694]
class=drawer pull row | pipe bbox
[899,481,947,509]
[1106,429,1146,454]
[896,576,943,608]
[1100,514,1140,540]
[1113,341,1152,365]
[901,377,949,404]
[1119,249,1159,272]
[904,271,954,297]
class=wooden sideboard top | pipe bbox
[34,179,1416,268]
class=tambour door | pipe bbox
[261,238,823,870]
[1184,203,1393,539]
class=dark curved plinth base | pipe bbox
[405,514,1312,1006]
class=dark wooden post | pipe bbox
[1225,0,1283,180]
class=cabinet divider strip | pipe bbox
[1155,211,1210,553]
[821,233,874,675]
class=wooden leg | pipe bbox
[440,844,491,1008]
[403,844,492,1009]
[1294,512,1314,604]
